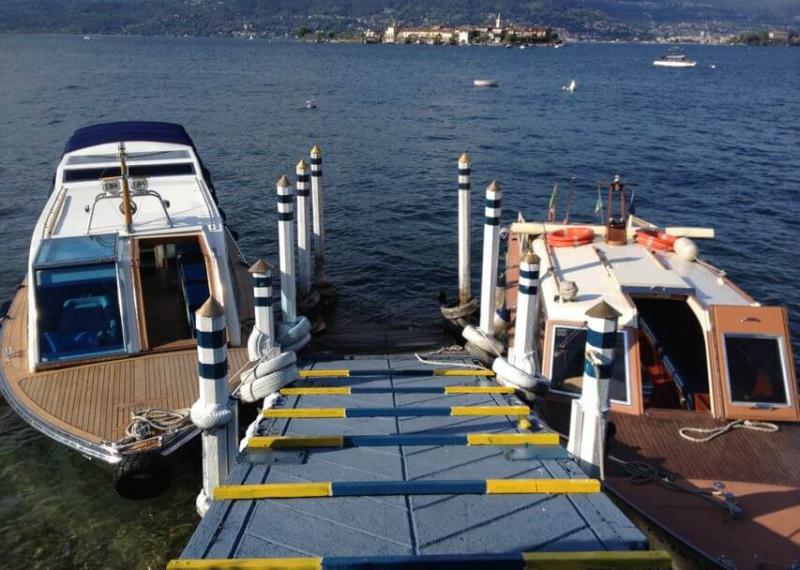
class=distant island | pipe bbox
[0,0,798,44]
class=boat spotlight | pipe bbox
[131,178,149,193]
[101,178,121,194]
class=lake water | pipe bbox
[0,34,798,568]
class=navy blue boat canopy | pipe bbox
[63,121,196,155]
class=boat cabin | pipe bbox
[27,123,243,372]
[519,221,799,423]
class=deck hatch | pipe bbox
[34,234,118,268]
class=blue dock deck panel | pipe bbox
[178,355,656,566]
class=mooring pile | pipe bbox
[190,144,335,515]
[440,153,623,480]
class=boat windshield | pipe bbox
[35,263,124,363]
[724,335,789,406]
[35,234,117,268]
[549,326,630,404]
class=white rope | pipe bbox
[414,347,488,370]
[123,407,191,440]
[678,419,779,443]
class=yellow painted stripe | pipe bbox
[263,408,347,418]
[486,479,600,494]
[523,550,672,569]
[434,369,495,376]
[451,406,530,417]
[247,436,344,449]
[444,386,514,394]
[280,387,351,395]
[214,482,333,500]
[467,433,559,446]
[298,369,351,378]
[167,558,323,570]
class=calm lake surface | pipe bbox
[0,34,798,568]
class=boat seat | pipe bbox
[42,296,119,356]
[177,255,210,334]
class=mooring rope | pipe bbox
[678,419,779,443]
[123,407,191,441]
[414,345,488,369]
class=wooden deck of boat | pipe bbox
[0,281,249,446]
[176,356,656,567]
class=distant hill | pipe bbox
[0,0,797,37]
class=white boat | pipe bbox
[473,79,499,87]
[0,122,255,498]
[305,98,317,110]
[562,79,577,92]
[653,52,696,68]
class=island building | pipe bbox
[384,15,555,46]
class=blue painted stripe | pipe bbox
[254,297,274,307]
[485,198,501,208]
[277,194,294,203]
[297,174,310,183]
[587,329,616,349]
[323,553,524,569]
[253,277,272,288]
[485,216,500,226]
[199,361,227,379]
[519,284,538,295]
[346,434,468,447]
[312,170,322,177]
[277,212,294,221]
[351,386,442,394]
[331,480,487,497]
[519,269,539,279]
[458,182,470,190]
[297,189,310,197]
[196,329,225,348]
[346,407,452,418]
[310,157,322,165]
[584,359,613,379]
[458,168,471,176]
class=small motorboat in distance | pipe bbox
[562,79,577,93]
[305,98,317,110]
[0,122,255,499]
[653,50,696,68]
[473,79,499,87]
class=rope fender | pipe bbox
[440,298,478,320]
[190,401,233,430]
[278,316,312,351]
[492,356,549,396]
[239,363,298,404]
[462,324,504,357]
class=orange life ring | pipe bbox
[635,229,676,252]
[546,227,595,248]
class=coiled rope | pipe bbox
[414,345,487,370]
[123,407,191,441]
[678,419,779,443]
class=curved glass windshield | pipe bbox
[35,263,124,363]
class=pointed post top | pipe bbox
[458,152,470,164]
[296,159,308,172]
[523,250,540,265]
[196,297,224,318]
[310,144,321,156]
[277,175,291,188]
[487,180,501,193]
[248,258,272,274]
[586,300,621,320]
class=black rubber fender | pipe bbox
[113,452,171,499]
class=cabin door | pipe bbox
[710,305,799,421]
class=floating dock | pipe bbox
[171,354,667,569]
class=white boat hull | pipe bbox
[653,60,696,68]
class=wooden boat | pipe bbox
[502,178,800,568]
[0,122,254,498]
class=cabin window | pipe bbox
[62,162,195,182]
[549,326,630,404]
[724,335,789,406]
[35,234,117,267]
[35,263,124,363]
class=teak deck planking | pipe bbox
[0,279,250,446]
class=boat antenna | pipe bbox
[118,142,134,233]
